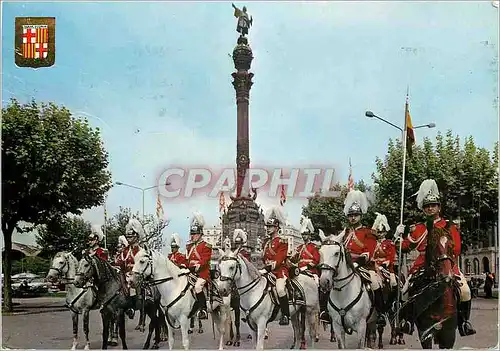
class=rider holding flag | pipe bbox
[186,212,212,320]
[394,179,476,337]
[261,206,290,326]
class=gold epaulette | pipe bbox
[205,241,212,248]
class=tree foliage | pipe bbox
[36,216,93,259]
[302,130,498,249]
[372,131,498,247]
[1,99,112,311]
[12,256,51,275]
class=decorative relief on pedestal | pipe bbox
[232,72,253,102]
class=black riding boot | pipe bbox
[196,292,208,320]
[278,295,290,325]
[374,289,386,326]
[458,300,476,336]
[319,289,331,323]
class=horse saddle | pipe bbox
[186,272,223,306]
[263,272,306,306]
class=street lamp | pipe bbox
[115,181,171,219]
[365,109,435,330]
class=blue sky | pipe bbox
[2,1,498,248]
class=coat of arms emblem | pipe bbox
[15,17,56,68]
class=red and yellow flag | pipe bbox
[347,158,354,191]
[156,193,164,219]
[405,95,415,157]
[280,169,287,206]
[219,191,226,214]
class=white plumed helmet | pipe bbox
[170,233,181,247]
[118,235,129,247]
[90,225,104,242]
[343,190,369,216]
[264,206,286,227]
[372,213,390,232]
[299,215,314,234]
[190,212,205,234]
[416,179,440,210]
[125,218,145,240]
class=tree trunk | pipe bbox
[2,223,15,312]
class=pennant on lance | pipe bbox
[15,17,55,68]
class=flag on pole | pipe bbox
[219,191,226,214]
[347,158,354,191]
[405,93,415,157]
[156,193,164,219]
[280,169,287,206]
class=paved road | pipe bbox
[2,297,498,349]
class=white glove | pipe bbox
[180,268,190,274]
[396,224,405,235]
[353,262,359,269]
[259,269,267,274]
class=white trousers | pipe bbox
[195,277,206,294]
[126,272,137,296]
[276,277,287,297]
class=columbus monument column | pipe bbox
[222,4,264,259]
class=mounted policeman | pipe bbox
[290,216,320,285]
[87,225,108,261]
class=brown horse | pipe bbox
[399,224,459,349]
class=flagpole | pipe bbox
[396,87,409,331]
[103,194,108,249]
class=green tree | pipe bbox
[104,207,168,259]
[2,99,112,311]
[12,256,51,275]
[372,130,498,248]
[36,216,93,259]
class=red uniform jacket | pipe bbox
[263,236,289,278]
[292,242,320,276]
[89,247,108,261]
[401,218,461,275]
[372,239,396,272]
[115,246,140,273]
[168,251,188,268]
[187,240,212,281]
[238,248,251,261]
[343,226,377,261]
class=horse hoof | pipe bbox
[234,341,240,347]
[198,329,204,334]
[389,338,396,345]
[290,345,295,349]
[330,336,336,343]
[398,339,405,345]
[315,337,319,342]
[247,334,252,340]
[264,335,269,340]
[188,329,193,334]
[300,343,307,350]
[226,341,233,346]
[378,343,383,349]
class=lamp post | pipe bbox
[115,181,171,220]
[365,109,435,329]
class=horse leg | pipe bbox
[180,318,190,350]
[152,310,161,349]
[167,314,175,350]
[71,311,79,350]
[332,322,345,349]
[143,309,154,349]
[357,318,367,349]
[256,321,267,351]
[233,301,241,347]
[225,306,234,346]
[101,311,110,350]
[307,309,318,348]
[377,323,384,349]
[397,331,406,345]
[83,310,91,350]
[212,310,225,351]
[188,317,194,334]
[264,327,269,340]
[314,311,320,343]
[330,323,336,343]
[290,313,299,349]
[299,308,307,349]
[118,311,128,350]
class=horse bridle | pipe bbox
[75,254,96,284]
[318,240,357,291]
[218,256,262,296]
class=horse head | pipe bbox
[47,252,73,283]
[74,254,96,288]
[318,231,347,291]
[217,248,241,297]
[131,248,153,287]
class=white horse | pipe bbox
[216,248,319,350]
[46,252,97,350]
[130,248,226,350]
[318,232,374,349]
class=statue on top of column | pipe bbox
[232,3,253,37]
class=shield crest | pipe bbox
[15,17,56,68]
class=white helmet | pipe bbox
[125,218,145,240]
[89,225,104,242]
[416,179,440,210]
[118,235,129,248]
[233,229,248,245]
[170,233,181,248]
[343,190,369,216]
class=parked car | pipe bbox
[11,273,49,297]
